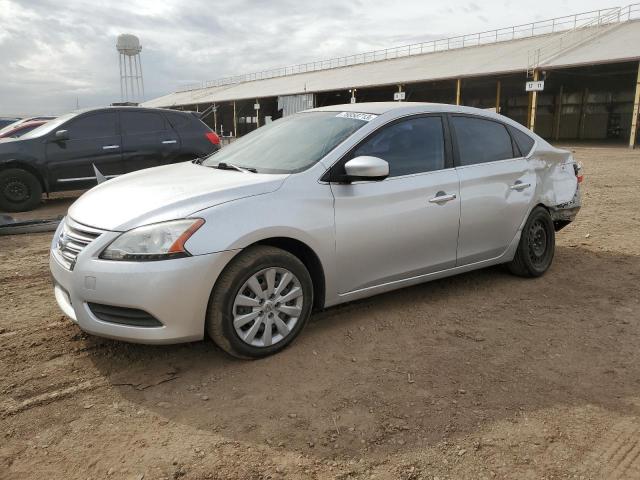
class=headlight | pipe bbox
[100,219,204,261]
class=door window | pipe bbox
[353,116,445,177]
[451,116,515,166]
[508,125,535,156]
[121,111,166,134]
[66,113,117,139]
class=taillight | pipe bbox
[573,163,584,184]
[205,132,220,145]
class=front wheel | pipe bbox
[206,246,314,359]
[0,168,42,212]
[507,206,555,277]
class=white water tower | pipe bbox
[116,34,144,102]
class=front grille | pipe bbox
[87,303,163,327]
[56,218,104,270]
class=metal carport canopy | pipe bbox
[143,20,640,108]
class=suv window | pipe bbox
[121,111,166,134]
[66,113,117,139]
[164,111,191,129]
[353,116,445,177]
[452,116,515,166]
[508,125,535,156]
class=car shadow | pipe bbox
[86,245,640,459]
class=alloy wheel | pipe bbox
[232,267,304,348]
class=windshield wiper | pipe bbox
[192,157,204,165]
[214,162,257,173]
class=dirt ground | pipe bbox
[1,146,639,480]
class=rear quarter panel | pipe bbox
[531,141,578,208]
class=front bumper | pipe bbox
[49,222,238,344]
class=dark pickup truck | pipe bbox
[0,106,220,212]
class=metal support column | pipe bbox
[118,54,124,102]
[255,99,260,128]
[630,61,640,148]
[495,80,501,112]
[528,70,539,131]
[578,87,589,140]
[213,104,218,133]
[553,85,563,141]
[233,101,237,138]
[455,79,462,105]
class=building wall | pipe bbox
[175,61,639,144]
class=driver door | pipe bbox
[331,115,461,294]
[45,111,122,190]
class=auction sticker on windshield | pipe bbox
[335,112,378,122]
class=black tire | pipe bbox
[0,168,42,212]
[206,245,314,359]
[507,206,555,277]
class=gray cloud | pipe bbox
[0,0,624,115]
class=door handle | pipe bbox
[428,192,457,204]
[102,145,120,150]
[510,182,531,191]
[161,140,177,144]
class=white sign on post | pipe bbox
[254,103,260,110]
[525,81,545,92]
[393,91,406,101]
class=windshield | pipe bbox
[20,112,76,139]
[0,119,25,136]
[202,111,370,173]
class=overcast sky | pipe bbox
[0,0,625,116]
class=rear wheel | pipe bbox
[507,206,555,277]
[0,168,42,212]
[206,246,313,359]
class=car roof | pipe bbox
[69,106,192,116]
[310,101,500,116]
[15,120,46,128]
[309,102,441,115]
[308,101,536,134]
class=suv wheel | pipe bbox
[206,246,314,359]
[507,206,555,277]
[0,168,42,212]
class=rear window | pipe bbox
[451,116,515,166]
[508,126,535,156]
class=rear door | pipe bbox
[451,115,535,265]
[331,115,461,294]
[120,110,181,173]
[45,111,122,189]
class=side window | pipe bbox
[121,111,166,134]
[353,116,445,177]
[164,111,190,129]
[508,125,535,156]
[451,116,515,166]
[66,113,117,139]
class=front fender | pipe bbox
[0,156,49,192]
[185,192,333,259]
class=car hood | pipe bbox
[68,162,288,231]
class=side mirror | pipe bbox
[342,156,389,182]
[54,130,69,141]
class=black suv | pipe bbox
[0,107,220,212]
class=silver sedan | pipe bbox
[50,102,581,358]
